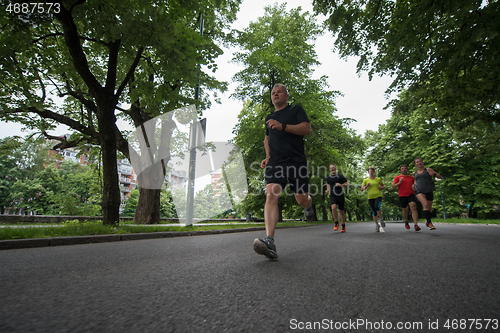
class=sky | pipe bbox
[0,0,395,142]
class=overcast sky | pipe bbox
[0,0,395,141]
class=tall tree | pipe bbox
[365,89,500,218]
[313,0,500,133]
[0,136,55,214]
[0,0,240,224]
[231,4,365,220]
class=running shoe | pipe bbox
[379,218,386,227]
[253,237,278,260]
[428,222,436,230]
[376,224,380,232]
[414,225,421,231]
[404,220,410,229]
[305,205,314,221]
[379,225,385,233]
[341,224,346,233]
[334,222,339,231]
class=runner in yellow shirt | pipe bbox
[361,166,386,232]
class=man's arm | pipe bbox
[265,119,311,136]
[261,135,270,168]
[392,176,402,189]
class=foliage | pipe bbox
[121,188,139,217]
[0,136,59,214]
[9,159,102,215]
[313,0,500,132]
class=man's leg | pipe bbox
[409,202,419,225]
[294,192,312,209]
[331,204,339,222]
[254,183,282,260]
[402,206,409,222]
[264,183,282,238]
[339,210,346,224]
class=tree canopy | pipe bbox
[313,0,500,132]
[0,0,241,224]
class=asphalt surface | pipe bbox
[0,222,499,333]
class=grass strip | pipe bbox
[0,220,327,240]
[1,218,498,241]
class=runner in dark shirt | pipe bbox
[413,158,442,230]
[326,164,348,232]
[253,83,313,260]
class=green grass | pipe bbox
[433,217,500,224]
[0,220,333,241]
[0,218,497,241]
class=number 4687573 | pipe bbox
[6,3,61,14]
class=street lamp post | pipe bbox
[185,14,204,226]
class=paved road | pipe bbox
[1,222,499,332]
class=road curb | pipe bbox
[0,225,316,250]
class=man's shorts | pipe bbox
[330,195,345,211]
[265,163,309,194]
[416,192,434,201]
[399,194,417,209]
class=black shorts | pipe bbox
[399,194,417,208]
[416,192,434,201]
[330,195,345,211]
[265,163,309,194]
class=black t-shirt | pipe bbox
[265,104,310,165]
[326,174,348,197]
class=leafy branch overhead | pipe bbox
[313,0,500,130]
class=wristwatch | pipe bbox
[282,123,287,131]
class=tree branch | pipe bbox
[115,47,144,100]
[54,5,102,97]
[13,106,99,140]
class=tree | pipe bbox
[121,188,139,217]
[364,89,500,218]
[51,160,101,215]
[231,4,365,220]
[313,0,500,133]
[0,136,57,214]
[0,0,241,224]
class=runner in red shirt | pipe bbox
[392,165,421,231]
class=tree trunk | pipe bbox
[130,112,176,224]
[134,187,161,224]
[98,107,121,226]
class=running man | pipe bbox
[392,165,420,231]
[413,158,441,230]
[361,166,386,232]
[253,83,313,260]
[326,164,349,233]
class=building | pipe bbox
[117,159,137,204]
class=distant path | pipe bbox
[1,223,499,332]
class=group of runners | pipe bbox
[330,160,441,234]
[253,83,442,261]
